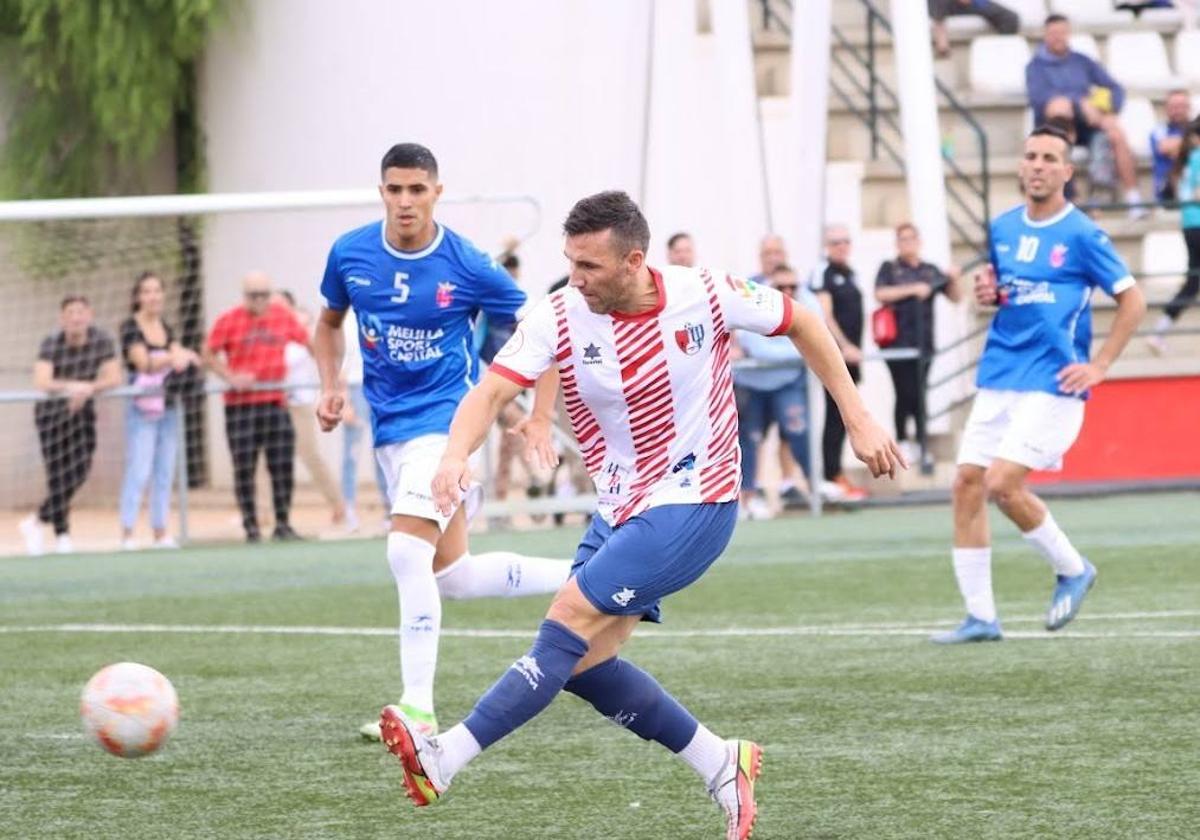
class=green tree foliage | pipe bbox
[0,0,227,198]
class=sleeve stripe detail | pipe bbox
[768,293,794,336]
[1111,275,1136,294]
[489,363,535,388]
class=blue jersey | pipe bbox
[320,221,525,445]
[979,204,1134,399]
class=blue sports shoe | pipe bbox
[1045,559,1097,631]
[930,615,1004,644]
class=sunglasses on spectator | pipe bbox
[826,238,850,246]
[244,291,271,299]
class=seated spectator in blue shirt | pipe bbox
[1151,90,1193,203]
[1026,14,1145,217]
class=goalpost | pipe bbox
[0,189,566,554]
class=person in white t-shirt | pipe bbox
[376,191,902,839]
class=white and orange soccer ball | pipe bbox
[80,662,179,758]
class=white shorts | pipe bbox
[375,434,481,531]
[956,389,1085,472]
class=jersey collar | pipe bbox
[611,267,666,322]
[380,220,444,260]
[1021,202,1075,229]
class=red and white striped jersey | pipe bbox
[490,265,793,526]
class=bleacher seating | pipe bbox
[1173,29,1200,85]
[1106,30,1176,90]
[968,35,1031,96]
[1141,230,1190,299]
[1048,0,1133,26]
[1068,32,1102,61]
[1119,97,1158,159]
[945,0,1048,33]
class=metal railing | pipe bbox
[759,0,991,261]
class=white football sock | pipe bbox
[436,723,482,783]
[952,547,997,623]
[677,723,729,785]
[387,531,441,712]
[1022,512,1085,577]
[435,551,569,600]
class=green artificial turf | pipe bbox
[1,492,1197,839]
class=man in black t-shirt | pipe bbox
[19,295,121,555]
[874,223,962,466]
[809,225,868,501]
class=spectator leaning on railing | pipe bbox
[117,271,199,551]
[19,295,122,556]
[1025,13,1146,218]
[203,271,309,543]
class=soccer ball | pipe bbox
[80,662,179,758]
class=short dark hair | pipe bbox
[562,190,650,255]
[60,294,89,309]
[130,270,163,314]
[1044,115,1077,143]
[501,253,520,271]
[1029,124,1073,154]
[380,143,438,179]
[666,232,691,249]
[1044,13,1068,26]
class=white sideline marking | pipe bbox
[0,610,1197,641]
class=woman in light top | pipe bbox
[118,272,198,549]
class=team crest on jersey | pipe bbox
[360,313,385,351]
[1049,243,1069,268]
[674,322,705,355]
[435,282,456,308]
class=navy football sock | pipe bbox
[462,619,589,749]
[564,657,699,752]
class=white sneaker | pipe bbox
[121,537,139,551]
[708,740,764,840]
[342,508,360,534]
[898,441,921,466]
[153,537,179,550]
[819,480,846,502]
[1146,334,1168,356]
[55,535,74,555]
[745,496,773,521]
[18,515,44,557]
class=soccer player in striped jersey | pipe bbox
[934,126,1147,644]
[313,143,570,740]
[377,191,902,839]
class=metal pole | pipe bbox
[174,394,190,544]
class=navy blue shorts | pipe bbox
[570,502,738,623]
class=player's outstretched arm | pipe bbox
[784,306,906,479]
[313,307,347,432]
[1057,284,1147,395]
[508,368,561,471]
[432,371,526,515]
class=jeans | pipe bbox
[119,401,180,531]
[736,379,811,492]
[342,384,389,509]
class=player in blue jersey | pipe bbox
[312,143,569,736]
[934,126,1146,644]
